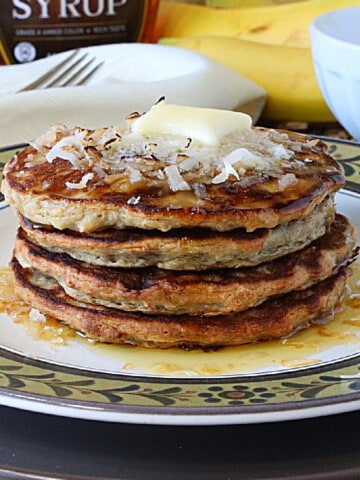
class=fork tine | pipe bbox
[19,50,79,91]
[59,58,104,87]
[71,61,105,86]
[44,52,89,88]
[18,50,102,92]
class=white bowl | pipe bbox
[310,7,360,140]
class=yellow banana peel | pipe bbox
[206,0,306,8]
[155,0,360,48]
[159,36,335,123]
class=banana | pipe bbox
[159,36,334,123]
[155,0,360,48]
[206,0,305,8]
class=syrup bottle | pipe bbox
[0,0,159,64]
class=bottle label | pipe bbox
[0,0,148,64]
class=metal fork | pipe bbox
[19,50,103,92]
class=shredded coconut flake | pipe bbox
[31,129,57,150]
[164,165,191,191]
[127,195,141,205]
[29,308,46,323]
[46,131,86,167]
[97,127,120,146]
[28,122,310,193]
[278,173,298,190]
[65,173,94,190]
[126,165,143,184]
[178,156,200,172]
[269,143,293,160]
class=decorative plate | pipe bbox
[0,138,359,426]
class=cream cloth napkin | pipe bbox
[0,44,266,147]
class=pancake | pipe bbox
[18,194,335,270]
[1,104,356,349]
[11,257,351,348]
[1,124,345,233]
[14,214,358,316]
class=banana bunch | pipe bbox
[155,0,360,48]
[155,0,360,122]
[206,0,303,7]
[156,0,360,48]
[160,36,329,122]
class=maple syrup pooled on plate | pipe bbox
[0,264,359,377]
[0,267,76,345]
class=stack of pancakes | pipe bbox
[1,113,358,348]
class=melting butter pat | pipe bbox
[131,102,252,146]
